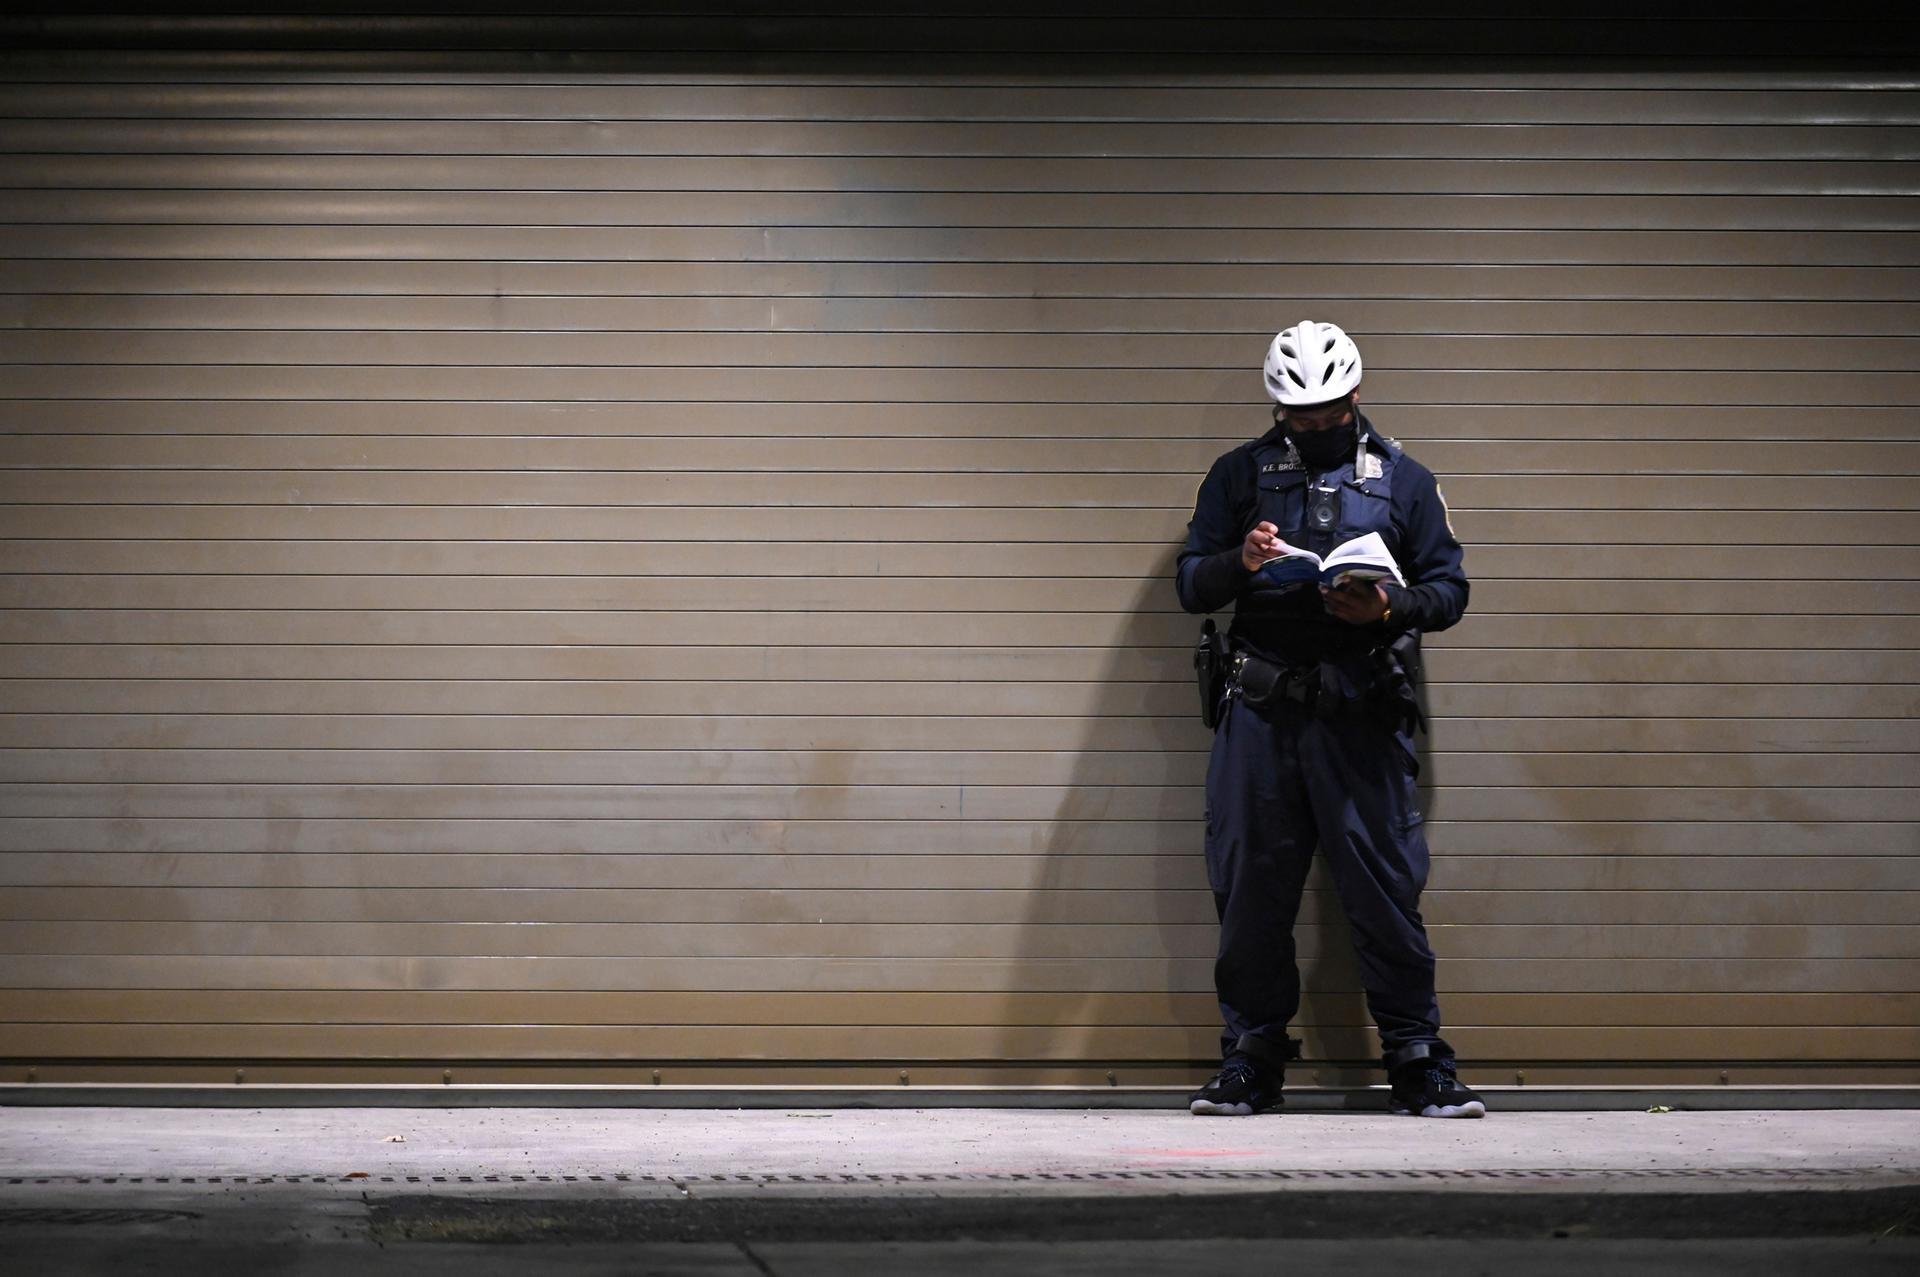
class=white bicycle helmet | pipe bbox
[1263,320,1363,406]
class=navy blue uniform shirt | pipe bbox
[1175,412,1470,666]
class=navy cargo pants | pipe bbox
[1204,687,1444,1063]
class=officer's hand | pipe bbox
[1321,581,1389,625]
[1241,521,1287,571]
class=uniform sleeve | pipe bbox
[1380,465,1469,634]
[1175,452,1253,615]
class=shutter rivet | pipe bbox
[1106,1071,1117,1086]
[899,1070,910,1086]
[443,1069,453,1085]
[651,1070,662,1085]
[234,1068,245,1085]
[1516,1070,1526,1086]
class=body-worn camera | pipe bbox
[1306,480,1340,534]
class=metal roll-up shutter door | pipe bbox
[0,28,1915,1087]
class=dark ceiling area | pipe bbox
[2,3,1917,70]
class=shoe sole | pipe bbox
[1391,1100,1487,1119]
[1189,1099,1254,1116]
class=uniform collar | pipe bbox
[1352,412,1400,489]
[1255,411,1395,477]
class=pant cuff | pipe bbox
[1234,1033,1302,1072]
[1382,1039,1454,1072]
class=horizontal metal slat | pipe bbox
[3,852,1915,893]
[7,154,1915,196]
[7,815,1899,856]
[2,918,1914,960]
[1,712,1913,754]
[1,643,1915,687]
[9,258,1920,304]
[4,576,1917,616]
[4,504,1915,548]
[3,83,1912,127]
[3,884,1913,927]
[12,295,1920,340]
[0,953,1911,994]
[4,435,1915,479]
[2,988,1913,1029]
[4,1021,1916,1062]
[3,780,1918,822]
[8,118,1919,162]
[6,224,1920,268]
[12,328,1920,371]
[1,472,1913,511]
[0,745,1913,787]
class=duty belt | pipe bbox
[1226,650,1322,714]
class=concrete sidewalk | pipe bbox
[7,1105,1920,1186]
[3,1106,1917,1274]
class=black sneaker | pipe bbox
[1388,1061,1487,1118]
[1189,1060,1279,1116]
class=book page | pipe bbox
[1264,538,1321,569]
[1319,532,1405,586]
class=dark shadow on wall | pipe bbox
[994,569,1213,1085]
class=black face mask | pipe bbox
[1285,420,1357,471]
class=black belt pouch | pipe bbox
[1234,651,1288,710]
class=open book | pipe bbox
[1253,531,1406,589]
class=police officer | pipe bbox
[1177,320,1486,1118]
